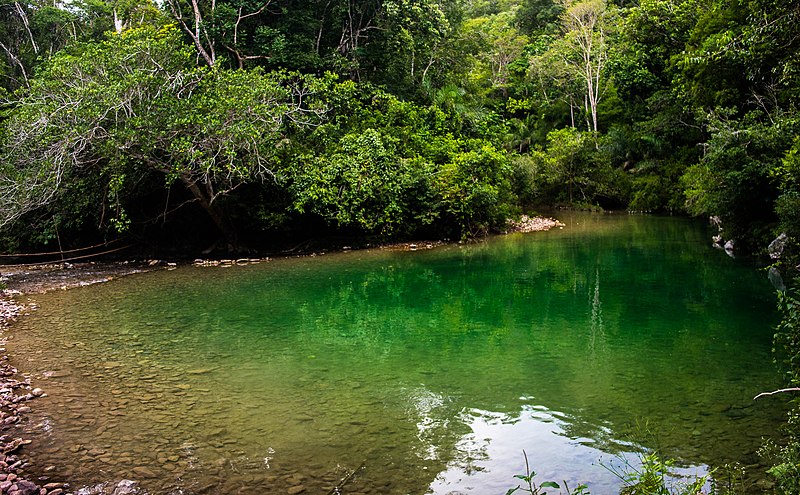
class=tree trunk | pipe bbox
[181,177,239,250]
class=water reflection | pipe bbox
[430,404,709,495]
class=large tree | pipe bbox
[0,26,323,248]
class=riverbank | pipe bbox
[0,262,160,495]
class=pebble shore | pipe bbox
[0,293,70,495]
[0,264,155,495]
[506,215,565,233]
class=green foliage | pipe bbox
[0,0,798,255]
[516,0,563,35]
[435,142,514,237]
[763,289,800,494]
[774,290,800,385]
[605,452,708,495]
[762,428,800,495]
[0,25,319,245]
[290,86,514,239]
[507,451,590,495]
[681,112,792,249]
[290,128,430,235]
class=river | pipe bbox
[8,212,784,494]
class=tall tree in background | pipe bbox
[525,0,614,133]
[559,0,612,132]
[0,0,165,93]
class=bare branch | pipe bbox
[754,388,800,400]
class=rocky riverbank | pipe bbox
[0,263,159,495]
[0,355,64,495]
[506,215,565,233]
[0,293,68,495]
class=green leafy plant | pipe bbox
[507,450,590,495]
[763,288,800,494]
[603,452,708,495]
[710,462,749,495]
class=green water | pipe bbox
[8,213,784,494]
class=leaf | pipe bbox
[540,481,560,489]
[505,488,520,495]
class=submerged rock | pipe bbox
[769,266,786,292]
[132,466,157,478]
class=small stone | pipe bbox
[15,480,39,495]
[287,486,306,495]
[187,368,214,375]
[30,389,44,398]
[132,466,157,478]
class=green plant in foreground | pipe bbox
[506,450,590,495]
[709,463,749,495]
[508,449,720,495]
[604,452,708,495]
[765,288,800,494]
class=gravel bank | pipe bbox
[0,262,158,495]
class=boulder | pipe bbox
[769,232,788,260]
[724,239,735,257]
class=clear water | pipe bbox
[8,213,784,494]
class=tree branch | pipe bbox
[753,388,800,400]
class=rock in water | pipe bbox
[13,480,39,495]
[769,267,786,292]
[132,466,157,478]
[769,232,788,260]
[724,239,735,257]
[112,479,140,495]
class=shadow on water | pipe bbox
[7,212,785,494]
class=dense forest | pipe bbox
[0,0,798,259]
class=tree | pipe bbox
[543,127,592,203]
[461,9,529,98]
[558,0,613,133]
[0,26,324,248]
[524,0,615,133]
[516,0,563,35]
